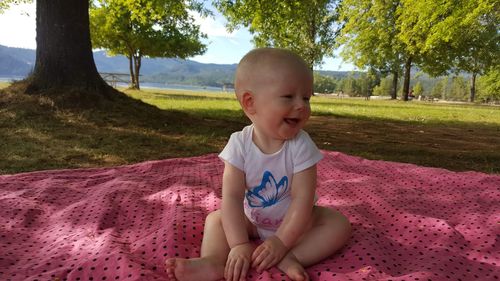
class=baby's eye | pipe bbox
[282,95,293,99]
[303,96,311,102]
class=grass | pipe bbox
[1,84,499,174]
[313,99,500,126]
[0,82,10,89]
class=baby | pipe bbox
[166,48,351,281]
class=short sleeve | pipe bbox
[218,131,245,171]
[292,130,323,173]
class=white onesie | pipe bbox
[219,125,323,239]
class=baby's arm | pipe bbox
[221,161,254,281]
[252,165,317,271]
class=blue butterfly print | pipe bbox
[246,171,289,208]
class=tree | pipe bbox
[214,0,339,68]
[477,66,500,103]
[30,0,113,93]
[398,0,499,102]
[313,73,337,94]
[413,81,423,97]
[448,76,468,101]
[338,0,405,100]
[448,0,498,102]
[430,77,449,100]
[90,0,207,90]
[1,0,117,105]
[373,76,395,97]
[338,74,360,96]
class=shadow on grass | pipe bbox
[1,85,499,174]
[307,114,500,173]
[0,87,247,174]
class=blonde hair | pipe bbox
[234,48,310,101]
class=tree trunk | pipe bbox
[26,0,110,96]
[469,73,477,102]
[442,77,447,100]
[391,71,398,100]
[133,55,141,90]
[402,57,412,101]
[128,55,136,88]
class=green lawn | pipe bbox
[128,87,500,126]
[0,82,10,89]
[1,85,499,174]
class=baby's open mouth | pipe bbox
[284,118,300,125]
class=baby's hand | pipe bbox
[226,242,254,281]
[251,235,288,272]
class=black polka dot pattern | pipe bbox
[0,152,498,281]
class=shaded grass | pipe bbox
[1,85,499,174]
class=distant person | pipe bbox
[409,89,415,100]
[165,48,352,281]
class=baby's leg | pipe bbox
[165,210,228,281]
[277,206,351,279]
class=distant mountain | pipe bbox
[0,45,359,87]
[0,45,35,76]
[0,45,238,87]
[93,51,239,87]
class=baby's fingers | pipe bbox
[225,258,235,280]
[251,244,264,261]
[225,258,249,281]
[256,254,277,272]
[240,260,250,280]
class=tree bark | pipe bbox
[26,0,110,96]
[470,73,477,102]
[128,55,136,88]
[133,55,141,90]
[402,57,412,101]
[391,71,398,100]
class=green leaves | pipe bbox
[338,0,498,101]
[214,0,340,68]
[90,0,207,59]
[338,0,403,74]
[90,0,208,88]
[0,0,32,13]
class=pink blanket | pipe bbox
[1,151,498,281]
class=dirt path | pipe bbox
[306,116,500,173]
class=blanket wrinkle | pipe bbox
[1,151,499,281]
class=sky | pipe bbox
[0,3,355,71]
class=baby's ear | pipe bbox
[241,92,256,114]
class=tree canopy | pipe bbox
[214,0,340,68]
[337,0,405,99]
[0,0,31,12]
[338,0,499,101]
[90,0,208,89]
[397,0,499,101]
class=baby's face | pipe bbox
[250,64,313,141]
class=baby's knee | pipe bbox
[316,207,352,237]
[336,212,352,239]
[205,210,222,224]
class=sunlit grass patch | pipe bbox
[0,82,10,89]
[311,96,500,126]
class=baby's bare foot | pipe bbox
[277,254,309,281]
[165,257,224,281]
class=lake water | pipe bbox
[0,76,231,93]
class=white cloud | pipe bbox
[190,10,237,38]
[0,3,36,49]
